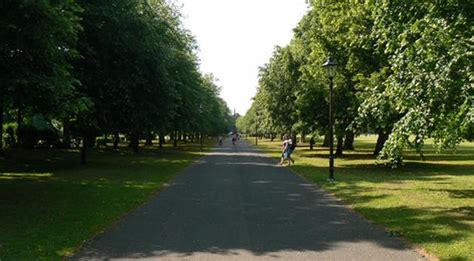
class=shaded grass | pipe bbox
[258,136,474,261]
[0,140,213,260]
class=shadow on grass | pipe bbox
[428,189,474,199]
[289,161,473,260]
[0,144,207,259]
[300,151,474,163]
[73,143,424,260]
[354,205,472,247]
[3,139,472,260]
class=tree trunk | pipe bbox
[17,106,23,130]
[159,133,164,149]
[145,131,153,146]
[130,132,139,153]
[173,131,178,147]
[113,132,119,149]
[63,117,71,148]
[301,132,306,143]
[374,131,389,156]
[81,136,87,165]
[336,135,344,156]
[309,137,315,150]
[16,105,23,145]
[88,136,96,148]
[343,131,355,150]
[0,99,4,156]
[322,132,331,147]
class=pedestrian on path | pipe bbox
[287,135,297,165]
[279,134,291,166]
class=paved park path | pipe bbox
[74,140,425,260]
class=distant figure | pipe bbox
[310,136,315,150]
[287,136,297,165]
[232,133,237,145]
[279,134,290,166]
[219,136,223,145]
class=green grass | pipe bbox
[0,140,212,260]
[258,136,474,261]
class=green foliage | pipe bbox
[199,74,233,135]
[1,0,231,152]
[373,1,473,166]
[245,0,473,166]
[2,122,17,148]
[73,0,230,145]
[0,0,84,117]
[257,46,300,134]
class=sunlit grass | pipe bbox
[0,172,53,180]
[257,136,474,261]
[0,139,215,260]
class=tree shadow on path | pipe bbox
[73,143,427,260]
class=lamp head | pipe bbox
[322,57,337,78]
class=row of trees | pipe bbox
[0,0,232,160]
[238,1,473,166]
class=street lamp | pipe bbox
[199,104,203,152]
[255,111,259,146]
[323,57,337,182]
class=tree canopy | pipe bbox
[241,0,473,166]
[1,0,232,157]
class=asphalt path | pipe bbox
[73,139,425,260]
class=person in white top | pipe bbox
[278,134,296,166]
[279,134,290,166]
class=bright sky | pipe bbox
[177,0,309,115]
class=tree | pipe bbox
[0,0,84,151]
[247,1,472,167]
[371,1,473,166]
[257,46,300,135]
[291,1,374,154]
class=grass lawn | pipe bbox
[0,140,212,259]
[257,136,473,261]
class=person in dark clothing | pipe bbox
[309,136,315,150]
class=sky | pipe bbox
[177,0,309,115]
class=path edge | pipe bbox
[66,145,217,260]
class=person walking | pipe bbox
[287,135,297,165]
[279,135,290,166]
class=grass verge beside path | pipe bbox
[257,136,473,261]
[0,141,213,260]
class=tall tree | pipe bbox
[371,1,473,166]
[0,0,83,149]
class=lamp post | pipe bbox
[199,104,203,152]
[255,111,259,146]
[323,57,337,182]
